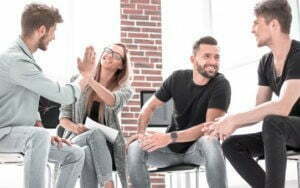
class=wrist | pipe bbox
[73,124,79,134]
[228,115,240,129]
[137,130,145,135]
[169,131,178,143]
[86,75,93,84]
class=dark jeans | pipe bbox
[222,114,300,188]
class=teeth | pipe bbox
[206,66,215,70]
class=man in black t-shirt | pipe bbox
[207,1,300,188]
[127,36,231,188]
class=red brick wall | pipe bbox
[120,0,165,187]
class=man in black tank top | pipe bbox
[209,1,300,188]
[127,36,231,188]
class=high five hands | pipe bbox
[77,46,96,79]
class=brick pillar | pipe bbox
[120,0,165,187]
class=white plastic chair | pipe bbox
[149,164,205,188]
[0,152,52,188]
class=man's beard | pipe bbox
[38,35,48,51]
[197,64,218,78]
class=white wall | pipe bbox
[161,0,213,78]
[161,0,300,119]
[0,0,120,83]
[161,0,300,186]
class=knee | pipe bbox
[197,135,220,148]
[31,128,51,145]
[196,136,222,157]
[222,136,239,156]
[88,128,106,143]
[65,146,85,164]
[127,140,145,163]
[262,114,286,134]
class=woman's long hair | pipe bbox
[85,43,131,121]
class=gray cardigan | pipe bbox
[58,84,133,187]
[0,38,80,139]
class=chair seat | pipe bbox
[148,164,203,173]
[287,150,300,161]
[0,153,24,165]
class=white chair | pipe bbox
[0,152,52,188]
[256,149,300,188]
[148,164,205,188]
[286,150,300,188]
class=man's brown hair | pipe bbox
[193,36,218,55]
[21,3,63,37]
[254,0,292,34]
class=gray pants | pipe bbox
[72,128,113,188]
[128,135,227,188]
[0,126,85,188]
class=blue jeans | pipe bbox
[0,126,85,188]
[128,135,227,188]
[72,128,113,188]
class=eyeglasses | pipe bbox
[101,47,124,62]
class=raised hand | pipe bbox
[77,46,96,79]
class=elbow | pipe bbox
[106,96,118,108]
[59,118,66,125]
[59,118,70,127]
[61,97,75,105]
[276,109,290,116]
[107,99,116,107]
[51,95,75,105]
[274,102,291,117]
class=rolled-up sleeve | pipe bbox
[36,112,41,121]
[59,103,73,120]
[107,85,133,113]
[9,60,80,105]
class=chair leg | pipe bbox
[169,173,173,188]
[47,163,52,188]
[297,162,300,188]
[195,168,200,188]
[114,172,118,188]
[185,172,190,188]
[176,173,181,188]
[52,163,61,188]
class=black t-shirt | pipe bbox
[155,70,231,153]
[258,40,300,116]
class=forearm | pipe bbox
[88,79,115,106]
[233,100,288,128]
[175,124,205,142]
[137,108,155,133]
[59,118,78,133]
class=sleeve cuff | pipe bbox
[37,112,41,121]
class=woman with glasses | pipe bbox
[58,43,132,188]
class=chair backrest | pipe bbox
[140,90,174,127]
[39,96,61,129]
